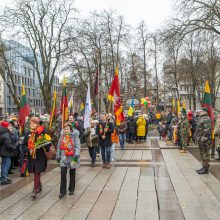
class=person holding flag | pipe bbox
[195,81,213,174]
[96,113,114,169]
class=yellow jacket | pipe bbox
[136,116,146,137]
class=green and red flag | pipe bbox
[108,66,124,125]
[60,77,68,128]
[49,90,57,130]
[202,80,214,139]
[18,84,30,133]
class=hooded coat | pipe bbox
[136,116,147,137]
[0,125,16,157]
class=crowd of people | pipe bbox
[0,106,217,199]
[0,111,150,199]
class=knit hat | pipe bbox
[1,121,9,128]
[30,117,40,124]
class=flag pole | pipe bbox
[49,90,56,130]
[97,59,100,115]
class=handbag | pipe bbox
[45,145,56,160]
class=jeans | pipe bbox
[0,156,11,182]
[88,147,98,164]
[101,146,111,163]
[119,133,126,149]
[60,167,75,194]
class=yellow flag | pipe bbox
[177,99,180,114]
[182,101,186,110]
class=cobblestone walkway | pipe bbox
[1,137,220,220]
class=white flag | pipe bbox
[84,83,92,129]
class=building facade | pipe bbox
[3,40,59,114]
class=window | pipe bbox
[28,88,30,96]
[24,67,27,75]
[28,68,30,77]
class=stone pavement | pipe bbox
[1,137,220,219]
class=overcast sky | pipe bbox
[0,0,173,31]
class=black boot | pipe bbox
[196,168,203,173]
[198,167,209,174]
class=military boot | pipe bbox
[196,167,203,173]
[198,167,209,174]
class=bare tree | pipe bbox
[174,0,220,36]
[0,0,77,112]
[0,41,20,110]
[137,21,150,97]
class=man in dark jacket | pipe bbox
[96,114,114,169]
[0,121,16,185]
[127,116,136,144]
[118,120,127,149]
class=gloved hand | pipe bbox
[56,158,60,164]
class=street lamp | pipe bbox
[171,86,178,99]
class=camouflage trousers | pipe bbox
[198,143,210,168]
[180,135,188,150]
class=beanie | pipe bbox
[1,121,9,128]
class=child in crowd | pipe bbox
[111,128,119,162]
[158,121,167,140]
[56,123,81,199]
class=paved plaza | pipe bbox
[1,135,220,220]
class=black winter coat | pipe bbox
[96,122,114,147]
[127,118,136,134]
[22,127,50,173]
[0,126,16,157]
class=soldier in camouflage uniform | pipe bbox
[178,110,189,153]
[194,107,212,174]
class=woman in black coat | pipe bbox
[22,117,51,199]
[0,121,16,185]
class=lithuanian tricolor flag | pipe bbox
[60,77,68,127]
[108,66,124,125]
[80,103,85,115]
[18,84,30,133]
[202,80,214,139]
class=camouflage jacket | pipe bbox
[179,117,189,137]
[194,114,212,144]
